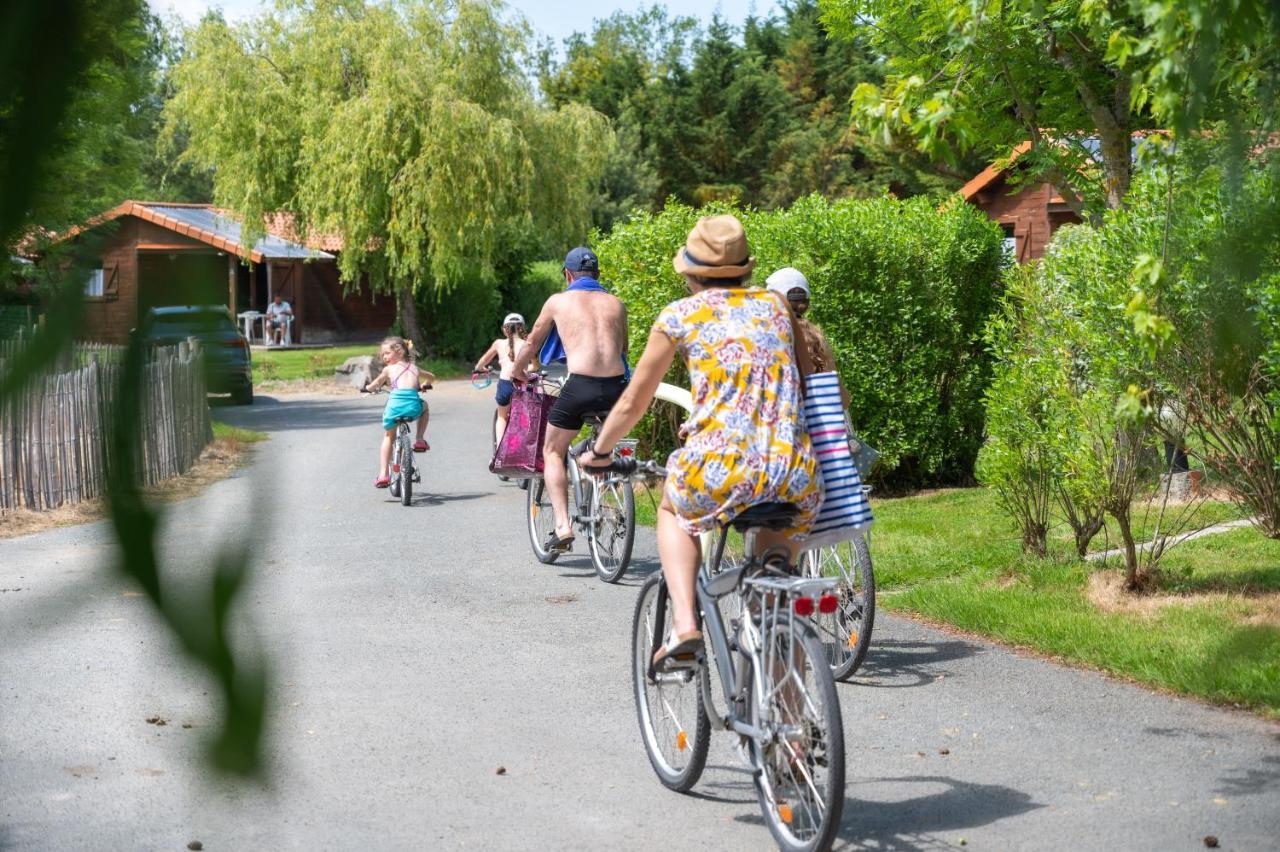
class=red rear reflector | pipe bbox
[392,465,400,473]
[793,596,815,617]
[818,594,839,614]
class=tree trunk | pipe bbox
[1112,506,1142,590]
[1073,513,1105,559]
[1097,121,1131,210]
[396,283,424,353]
[1022,521,1048,557]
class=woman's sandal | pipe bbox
[652,630,703,670]
[544,529,575,553]
[374,475,391,488]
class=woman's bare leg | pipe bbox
[657,496,701,636]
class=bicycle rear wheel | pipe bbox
[632,573,710,792]
[749,615,844,852]
[589,476,635,583]
[802,535,875,680]
[399,430,413,506]
[526,478,559,564]
[389,439,402,499]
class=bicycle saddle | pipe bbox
[392,415,416,424]
[730,502,800,531]
[581,410,613,424]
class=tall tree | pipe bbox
[166,0,609,344]
[820,0,1280,217]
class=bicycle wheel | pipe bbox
[802,535,875,680]
[526,478,559,564]
[589,475,635,583]
[388,440,401,499]
[748,615,845,852]
[631,573,710,792]
[399,430,413,506]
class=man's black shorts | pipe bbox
[548,374,627,431]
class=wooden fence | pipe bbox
[0,335,214,511]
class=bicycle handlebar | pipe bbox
[569,438,667,478]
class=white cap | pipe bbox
[502,312,525,326]
[765,267,810,298]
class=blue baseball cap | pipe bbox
[563,246,599,274]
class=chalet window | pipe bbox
[84,268,104,298]
[1000,227,1017,261]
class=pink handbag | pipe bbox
[490,384,555,477]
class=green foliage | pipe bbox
[1,0,268,776]
[820,0,1280,212]
[538,1,958,230]
[416,260,562,359]
[165,0,610,294]
[597,194,1006,488]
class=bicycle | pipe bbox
[801,525,875,681]
[525,374,637,583]
[800,431,878,680]
[598,453,846,852]
[362,386,420,507]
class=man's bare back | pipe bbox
[539,290,628,377]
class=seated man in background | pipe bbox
[265,293,293,346]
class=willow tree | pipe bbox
[164,0,610,342]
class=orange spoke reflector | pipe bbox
[778,803,793,824]
[676,730,688,751]
[847,632,859,648]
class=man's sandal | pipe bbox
[652,630,703,670]
[544,529,575,553]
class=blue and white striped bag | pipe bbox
[801,371,873,548]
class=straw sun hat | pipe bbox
[672,214,756,279]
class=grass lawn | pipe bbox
[212,420,269,444]
[633,482,1280,715]
[251,345,469,384]
[872,488,1280,717]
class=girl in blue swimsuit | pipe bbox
[366,337,428,487]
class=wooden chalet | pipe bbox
[54,201,395,345]
[959,142,1083,264]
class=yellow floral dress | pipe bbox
[654,287,821,537]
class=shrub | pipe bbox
[417,260,562,359]
[596,194,1006,488]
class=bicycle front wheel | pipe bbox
[526,478,559,564]
[399,430,413,506]
[589,476,635,583]
[748,615,845,852]
[632,573,710,792]
[802,535,875,680]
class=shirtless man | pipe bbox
[512,246,628,552]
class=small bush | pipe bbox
[596,194,1006,488]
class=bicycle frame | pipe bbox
[649,523,838,743]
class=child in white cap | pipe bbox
[766,267,849,408]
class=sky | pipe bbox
[147,0,780,45]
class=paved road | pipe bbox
[3,384,1279,851]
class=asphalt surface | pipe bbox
[2,383,1279,851]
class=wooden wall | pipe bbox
[970,177,1081,263]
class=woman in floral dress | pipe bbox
[581,214,820,667]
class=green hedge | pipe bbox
[596,194,1006,487]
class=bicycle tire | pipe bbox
[589,476,635,583]
[399,430,413,506]
[526,478,559,564]
[388,438,401,499]
[631,573,710,792]
[802,534,875,680]
[748,614,845,852]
